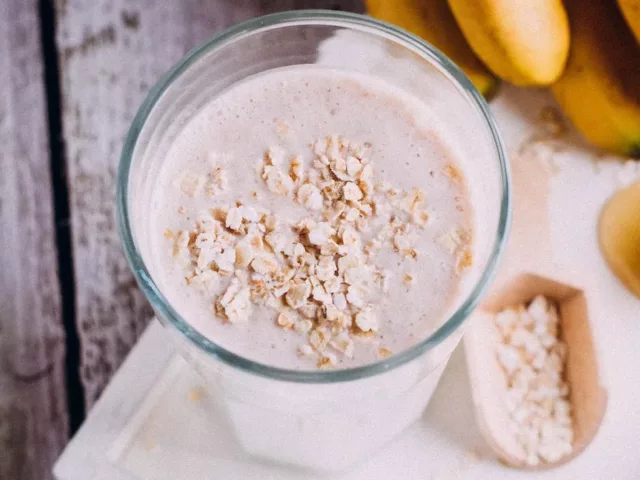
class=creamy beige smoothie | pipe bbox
[148,65,474,370]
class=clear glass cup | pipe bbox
[117,10,510,473]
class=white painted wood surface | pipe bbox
[55,0,363,409]
[0,1,68,479]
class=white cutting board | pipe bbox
[53,84,640,480]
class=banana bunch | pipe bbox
[366,0,640,157]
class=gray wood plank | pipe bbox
[0,1,69,479]
[56,0,363,409]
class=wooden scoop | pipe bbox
[463,152,607,469]
[465,274,607,469]
[599,180,640,298]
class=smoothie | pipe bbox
[147,66,474,370]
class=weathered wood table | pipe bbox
[0,1,363,478]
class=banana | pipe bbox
[551,0,640,157]
[447,0,570,86]
[365,0,499,99]
[599,181,640,298]
[618,0,640,44]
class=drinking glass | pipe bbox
[117,10,510,472]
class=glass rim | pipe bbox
[116,9,511,383]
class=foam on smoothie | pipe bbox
[147,66,474,369]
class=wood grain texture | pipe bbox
[0,1,68,479]
[56,0,364,408]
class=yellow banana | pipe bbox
[366,0,499,99]
[599,181,640,298]
[551,0,640,157]
[447,0,570,86]
[618,0,640,44]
